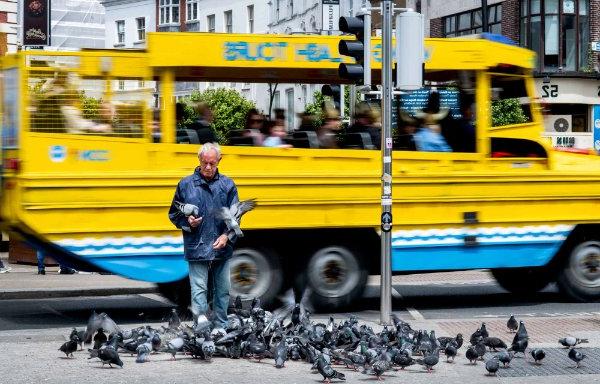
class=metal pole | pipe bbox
[482,0,488,33]
[379,0,393,326]
[340,84,345,118]
[349,84,356,125]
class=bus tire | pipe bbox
[557,240,600,302]
[306,245,368,311]
[229,247,283,309]
[157,278,191,310]
[491,267,551,295]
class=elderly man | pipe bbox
[168,142,239,331]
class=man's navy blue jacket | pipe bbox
[169,167,239,261]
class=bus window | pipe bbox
[490,75,532,127]
[29,69,148,139]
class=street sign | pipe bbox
[381,212,392,232]
[591,42,600,52]
[322,0,340,32]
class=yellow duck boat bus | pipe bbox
[1,32,599,309]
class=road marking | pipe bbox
[391,287,403,300]
[407,307,425,320]
[138,293,175,306]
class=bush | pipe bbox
[491,98,529,127]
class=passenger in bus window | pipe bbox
[296,111,317,132]
[455,96,477,153]
[318,107,342,149]
[413,92,452,152]
[346,102,381,150]
[244,108,265,145]
[263,121,293,148]
[152,108,161,143]
[188,102,217,144]
[395,122,417,151]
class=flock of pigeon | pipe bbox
[59,300,591,381]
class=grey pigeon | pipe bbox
[497,350,514,367]
[444,343,457,362]
[507,315,518,333]
[393,350,415,370]
[173,201,199,217]
[568,348,586,368]
[485,356,500,376]
[167,308,181,329]
[530,348,545,364]
[509,338,528,356]
[163,336,184,360]
[59,335,79,358]
[92,328,107,350]
[274,338,288,368]
[559,337,588,348]
[483,336,507,351]
[69,328,85,350]
[416,348,439,373]
[466,346,479,364]
[316,353,345,383]
[98,348,123,368]
[514,321,528,342]
[216,198,256,239]
[202,331,215,361]
[474,339,487,360]
[135,340,152,363]
[84,311,120,344]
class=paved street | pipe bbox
[1,265,599,384]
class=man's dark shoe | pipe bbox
[59,267,75,275]
[38,269,45,275]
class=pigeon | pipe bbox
[84,311,120,344]
[507,315,518,333]
[167,308,181,329]
[474,339,487,360]
[497,350,514,367]
[568,348,586,368]
[216,198,256,239]
[466,346,479,364]
[559,337,589,348]
[92,328,107,350]
[97,347,123,368]
[59,335,79,358]
[438,333,462,349]
[173,201,199,217]
[530,348,545,364]
[483,336,507,351]
[136,340,152,363]
[316,353,345,383]
[485,356,500,376]
[273,338,288,368]
[70,328,86,350]
[393,350,415,370]
[416,348,439,373]
[362,357,392,381]
[514,321,528,342]
[509,338,528,356]
[444,343,457,362]
[163,336,185,360]
[202,331,215,361]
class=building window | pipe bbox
[288,0,293,17]
[159,0,179,25]
[247,5,254,33]
[187,0,198,21]
[207,14,215,32]
[136,18,145,41]
[520,0,589,71]
[118,80,125,90]
[442,4,501,37]
[116,20,125,44]
[224,10,232,33]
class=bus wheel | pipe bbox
[230,247,283,309]
[306,245,367,311]
[557,240,600,302]
[157,278,191,310]
[491,267,551,295]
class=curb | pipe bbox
[0,286,159,300]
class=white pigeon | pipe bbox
[217,199,257,239]
[173,201,200,217]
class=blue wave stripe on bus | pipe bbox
[392,242,561,271]
[84,254,189,283]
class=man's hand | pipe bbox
[212,234,228,249]
[188,215,202,228]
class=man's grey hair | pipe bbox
[198,142,221,159]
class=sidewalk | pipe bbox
[0,253,157,300]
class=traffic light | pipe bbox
[321,84,341,110]
[338,12,371,86]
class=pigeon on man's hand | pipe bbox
[559,337,588,348]
[216,199,257,239]
[568,348,586,368]
[173,201,199,217]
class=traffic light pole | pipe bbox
[380,0,393,326]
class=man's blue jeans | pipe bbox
[188,259,230,329]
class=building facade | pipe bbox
[0,0,18,54]
[408,0,600,150]
[102,0,155,49]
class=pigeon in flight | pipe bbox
[173,201,200,217]
[559,337,588,348]
[216,198,256,239]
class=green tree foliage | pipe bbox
[491,98,529,127]
[80,93,102,120]
[189,88,256,144]
[304,91,326,128]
